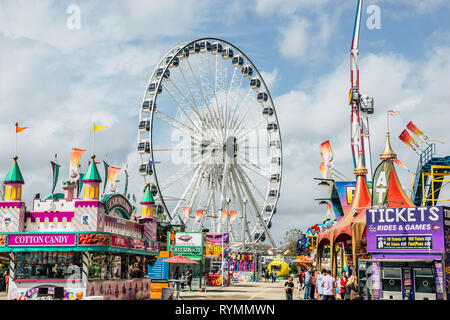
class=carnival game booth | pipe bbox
[228,250,256,283]
[267,255,289,279]
[365,205,449,300]
[204,233,229,286]
[0,155,160,300]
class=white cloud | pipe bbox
[260,68,279,91]
[278,18,310,60]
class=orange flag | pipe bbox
[15,123,27,133]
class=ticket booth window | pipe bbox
[414,268,435,300]
[381,267,402,299]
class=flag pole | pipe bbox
[15,122,18,157]
[92,123,95,156]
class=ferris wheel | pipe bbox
[137,38,282,246]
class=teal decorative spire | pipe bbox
[82,154,102,182]
[4,156,24,184]
[140,184,154,204]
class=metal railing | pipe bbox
[412,143,435,199]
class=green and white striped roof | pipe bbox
[4,156,24,184]
[140,184,154,204]
[82,155,102,182]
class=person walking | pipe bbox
[284,276,295,300]
[303,268,311,300]
[316,269,326,300]
[296,273,302,298]
[345,275,359,300]
[339,271,349,300]
[271,267,277,283]
[264,268,269,283]
[309,270,316,300]
[186,266,193,292]
[320,270,336,300]
[0,270,4,292]
[4,271,9,294]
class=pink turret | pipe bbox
[0,156,26,232]
[62,181,77,201]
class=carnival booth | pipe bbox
[0,155,160,300]
[267,256,289,279]
[168,232,205,291]
[228,250,256,283]
[361,133,448,300]
[204,233,229,286]
[365,205,448,300]
[317,132,449,300]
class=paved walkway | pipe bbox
[0,281,326,300]
[179,280,316,300]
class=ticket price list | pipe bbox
[376,235,432,250]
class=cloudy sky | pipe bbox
[1,0,449,246]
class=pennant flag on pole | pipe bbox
[102,161,110,194]
[319,162,327,179]
[320,140,334,178]
[387,110,400,116]
[106,166,121,193]
[93,124,108,132]
[195,209,204,223]
[394,158,409,171]
[406,121,429,141]
[399,130,419,151]
[77,172,84,198]
[183,206,191,219]
[69,148,86,182]
[326,202,332,217]
[148,160,161,165]
[221,209,229,222]
[51,160,61,195]
[15,123,28,133]
[229,210,237,223]
[124,169,129,196]
[320,140,334,167]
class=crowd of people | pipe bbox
[285,267,360,300]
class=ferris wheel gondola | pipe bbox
[137,38,282,246]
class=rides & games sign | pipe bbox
[366,206,449,253]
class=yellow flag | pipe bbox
[93,124,108,132]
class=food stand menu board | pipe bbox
[376,235,432,250]
[169,232,203,258]
[147,258,169,280]
[367,206,447,253]
[111,235,129,248]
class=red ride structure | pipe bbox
[349,0,375,182]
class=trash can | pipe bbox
[161,287,174,300]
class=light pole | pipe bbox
[225,198,231,233]
[242,198,248,251]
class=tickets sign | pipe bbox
[367,206,448,253]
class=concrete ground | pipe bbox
[0,280,323,300]
[178,280,313,300]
